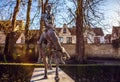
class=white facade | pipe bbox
[57,25,105,44]
[16,33,25,44]
[0,31,6,43]
[84,30,95,43]
[0,31,25,44]
[100,36,105,43]
[58,24,76,44]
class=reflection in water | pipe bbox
[0,65,34,82]
[0,65,120,82]
[60,65,120,82]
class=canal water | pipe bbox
[0,65,34,82]
[60,65,120,82]
[0,65,120,82]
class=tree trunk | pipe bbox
[76,0,85,63]
[25,0,32,43]
[25,0,32,61]
[39,0,49,36]
[4,0,21,62]
[39,0,44,36]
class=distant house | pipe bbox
[111,26,120,41]
[84,27,95,43]
[0,20,105,44]
[55,24,76,44]
[0,31,6,43]
[93,28,104,43]
[55,24,105,44]
[0,20,25,44]
[104,34,111,43]
[84,27,104,44]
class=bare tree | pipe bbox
[4,0,21,62]
[66,0,104,63]
[25,0,32,44]
[76,0,84,63]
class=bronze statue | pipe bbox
[37,4,70,81]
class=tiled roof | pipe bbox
[55,26,76,35]
[68,28,76,35]
[55,28,62,33]
[55,26,104,36]
[92,28,104,36]
[112,26,120,36]
[0,20,25,43]
[104,34,111,39]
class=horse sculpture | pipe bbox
[38,28,70,80]
[37,5,70,81]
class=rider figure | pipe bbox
[37,4,55,63]
[42,4,55,30]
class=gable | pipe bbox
[68,27,76,35]
[0,31,6,43]
[60,27,71,35]
[93,28,104,36]
[112,26,120,36]
[55,24,76,35]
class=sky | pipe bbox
[54,0,120,35]
[0,0,120,35]
[102,0,120,34]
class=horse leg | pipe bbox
[48,52,53,70]
[54,52,60,82]
[43,54,48,79]
[37,50,43,63]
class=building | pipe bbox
[84,27,95,43]
[0,20,25,44]
[104,34,111,43]
[0,21,105,44]
[111,26,120,41]
[55,24,105,44]
[92,28,104,43]
[55,24,76,44]
[0,31,6,43]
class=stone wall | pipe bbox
[1,44,120,59]
[85,44,120,59]
[62,44,76,57]
[63,44,120,59]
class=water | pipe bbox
[0,65,34,82]
[0,65,120,82]
[60,65,120,82]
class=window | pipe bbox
[63,28,66,33]
[94,37,100,43]
[59,37,63,43]
[66,37,72,44]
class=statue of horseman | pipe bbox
[37,4,70,82]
